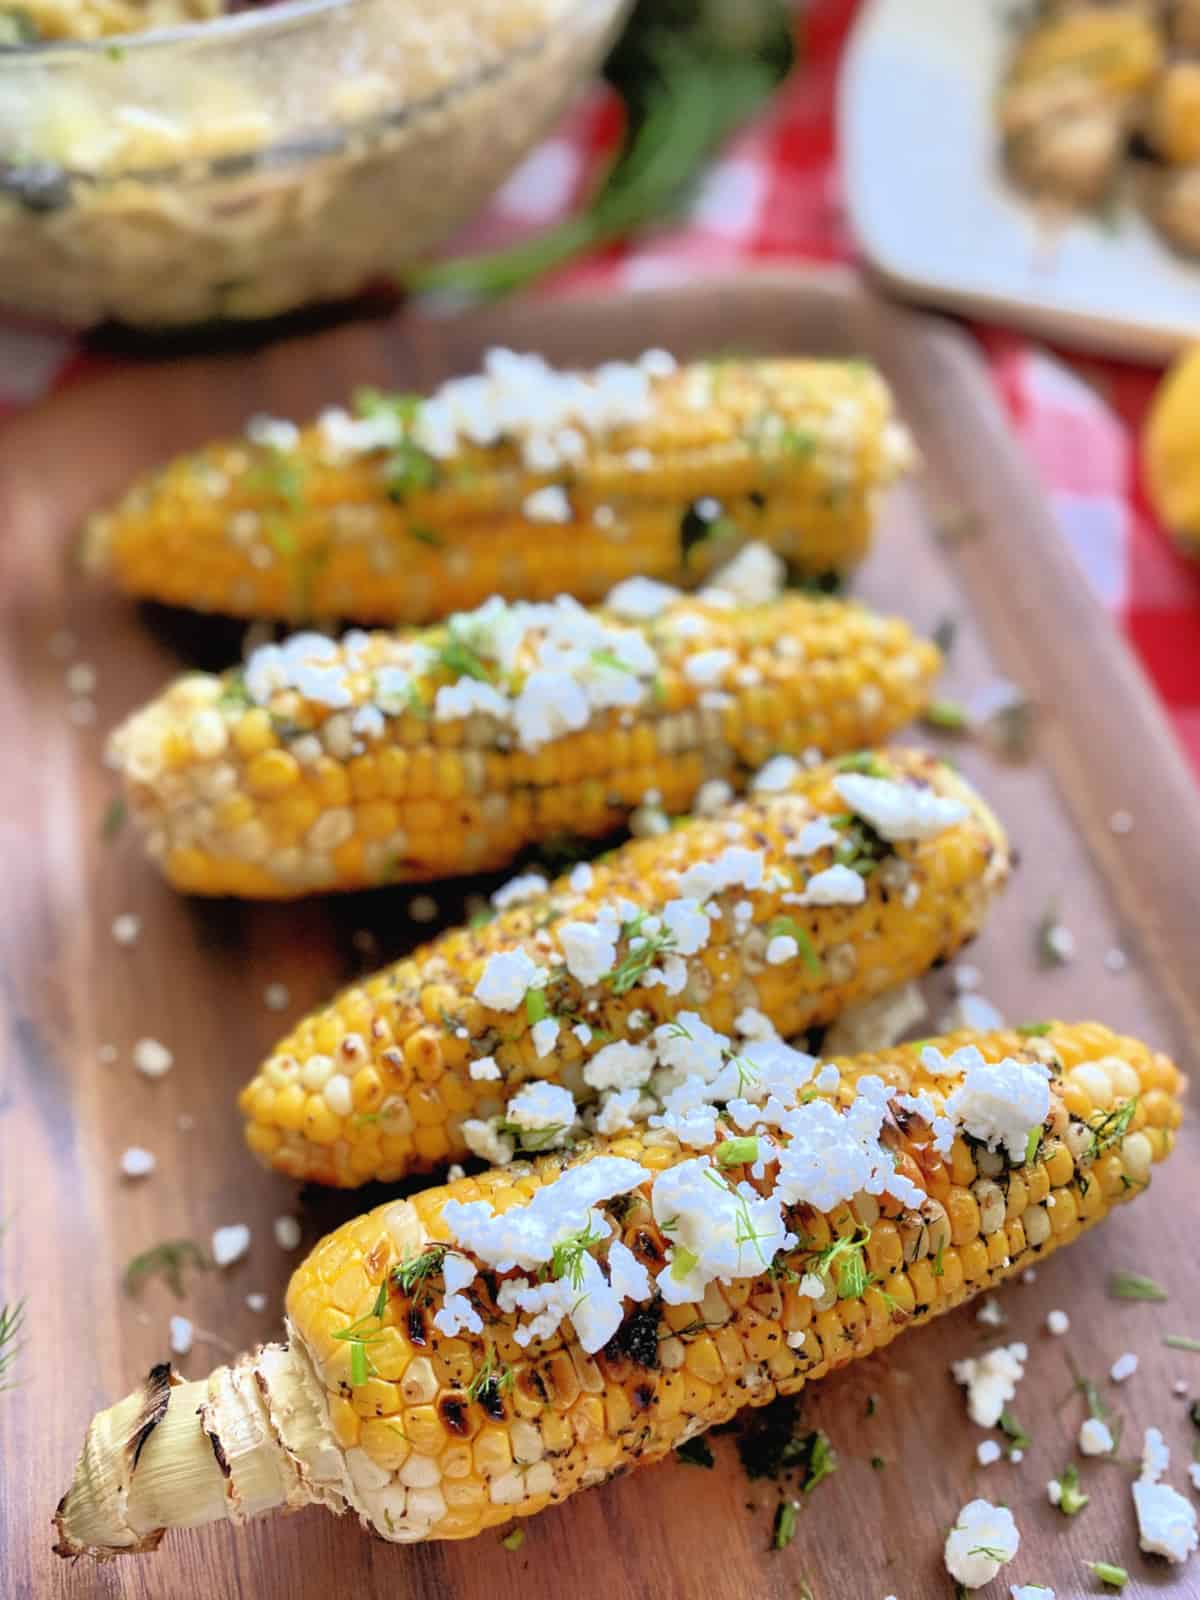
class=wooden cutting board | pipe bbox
[2,269,1199,1600]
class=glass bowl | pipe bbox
[0,0,628,327]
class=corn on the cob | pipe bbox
[82,353,913,624]
[55,1022,1185,1561]
[239,749,1008,1185]
[108,593,940,898]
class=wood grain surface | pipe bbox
[2,269,1198,1600]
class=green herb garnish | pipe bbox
[669,1245,699,1283]
[715,1136,760,1167]
[435,635,493,684]
[1088,1098,1138,1159]
[101,796,127,839]
[392,1247,446,1297]
[500,1525,525,1552]
[1086,1561,1128,1589]
[1165,1334,1200,1352]
[385,437,438,501]
[923,699,968,733]
[218,670,253,711]
[550,1222,605,1290]
[1108,1270,1167,1303]
[1024,1126,1042,1167]
[123,1238,209,1299]
[835,752,888,777]
[1016,1021,1053,1037]
[999,1409,1031,1451]
[772,1501,798,1550]
[247,450,305,509]
[466,1345,513,1403]
[525,986,549,1025]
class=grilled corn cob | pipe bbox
[239,749,1008,1185]
[108,593,940,898]
[55,1022,1185,1561]
[83,352,913,624]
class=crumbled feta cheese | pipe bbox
[111,913,141,946]
[119,1146,155,1179]
[246,414,300,451]
[434,677,510,724]
[212,1224,251,1267]
[774,1075,923,1213]
[976,1439,1003,1466]
[953,1343,1028,1429]
[522,484,572,524]
[506,1081,575,1144]
[1046,1479,1062,1507]
[944,1500,1019,1589]
[442,1155,646,1274]
[584,1039,655,1092]
[676,845,764,900]
[474,949,543,1012]
[491,872,549,910]
[1111,1351,1139,1383]
[765,934,799,966]
[650,1155,794,1305]
[752,755,801,793]
[462,1118,515,1167]
[169,1315,194,1356]
[1043,923,1075,963]
[797,864,867,906]
[693,778,735,816]
[1010,1588,1053,1599]
[1079,1417,1114,1456]
[976,1297,1006,1328]
[530,1018,560,1059]
[702,540,785,606]
[1045,1309,1069,1336]
[733,1007,777,1041]
[593,1088,648,1135]
[683,649,734,687]
[1104,946,1128,974]
[834,772,968,841]
[661,898,711,956]
[940,1047,1051,1162]
[1134,1427,1198,1563]
[787,817,841,857]
[263,982,290,1012]
[273,1216,302,1250]
[559,914,620,986]
[604,576,681,620]
[1190,1462,1200,1492]
[469,1055,502,1081]
[133,1038,173,1078]
[798,1273,826,1300]
[432,1252,483,1338]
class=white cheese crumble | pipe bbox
[676,846,764,901]
[604,576,681,620]
[1079,1417,1115,1455]
[530,1019,560,1059]
[169,1315,194,1356]
[944,1500,1019,1589]
[953,1343,1028,1429]
[593,1087,650,1135]
[1045,1309,1069,1336]
[976,1439,1003,1466]
[441,1155,646,1274]
[431,1252,483,1338]
[1134,1427,1199,1563]
[773,1075,923,1213]
[469,1055,502,1081]
[765,935,799,966]
[936,1046,1050,1162]
[683,649,734,687]
[491,872,549,910]
[273,1216,302,1250]
[212,1224,251,1268]
[558,913,620,986]
[111,913,141,946]
[584,1040,655,1092]
[797,864,867,906]
[702,540,785,606]
[522,486,572,524]
[505,1081,575,1145]
[133,1038,173,1078]
[833,772,968,841]
[461,1118,515,1167]
[1111,1351,1139,1383]
[119,1146,155,1179]
[693,778,735,816]
[661,898,711,956]
[1010,1588,1053,1599]
[650,1155,794,1306]
[788,817,842,857]
[474,949,543,1012]
[568,862,594,893]
[976,1297,1007,1328]
[752,755,801,793]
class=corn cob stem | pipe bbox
[109,592,939,898]
[57,1023,1185,1560]
[241,748,1007,1185]
[83,355,912,625]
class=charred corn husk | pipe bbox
[239,749,1008,1185]
[83,353,913,623]
[108,593,939,898]
[56,1023,1185,1560]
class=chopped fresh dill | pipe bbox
[100,795,128,839]
[998,1409,1031,1451]
[674,1435,715,1468]
[764,917,822,976]
[333,1306,389,1386]
[606,912,675,994]
[1108,1270,1167,1303]
[466,1345,513,1404]
[932,1241,945,1277]
[1053,1463,1089,1516]
[967,1545,1008,1561]
[589,647,635,674]
[123,1238,209,1299]
[218,670,253,710]
[352,387,422,428]
[391,1246,446,1297]
[810,1227,872,1300]
[434,635,493,684]
[550,1222,605,1290]
[385,437,438,501]
[1087,1098,1138,1159]
[496,1119,569,1153]
[0,1296,24,1393]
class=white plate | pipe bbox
[840,0,1200,361]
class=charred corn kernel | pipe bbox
[109,592,939,898]
[56,1020,1183,1567]
[240,750,1009,1186]
[84,358,913,625]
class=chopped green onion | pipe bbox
[998,1410,1031,1451]
[923,699,969,733]
[1053,1463,1089,1516]
[349,1341,368,1387]
[1024,1127,1042,1167]
[500,1526,525,1552]
[1165,1334,1200,1352]
[1108,1270,1168,1302]
[1086,1561,1128,1589]
[715,1137,760,1167]
[772,1501,798,1550]
[835,752,888,777]
[525,987,549,1025]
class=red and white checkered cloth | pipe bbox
[3,0,1198,772]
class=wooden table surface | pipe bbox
[2,270,1198,1599]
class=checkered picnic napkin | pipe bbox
[2,0,1197,772]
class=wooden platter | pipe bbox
[2,268,1199,1599]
